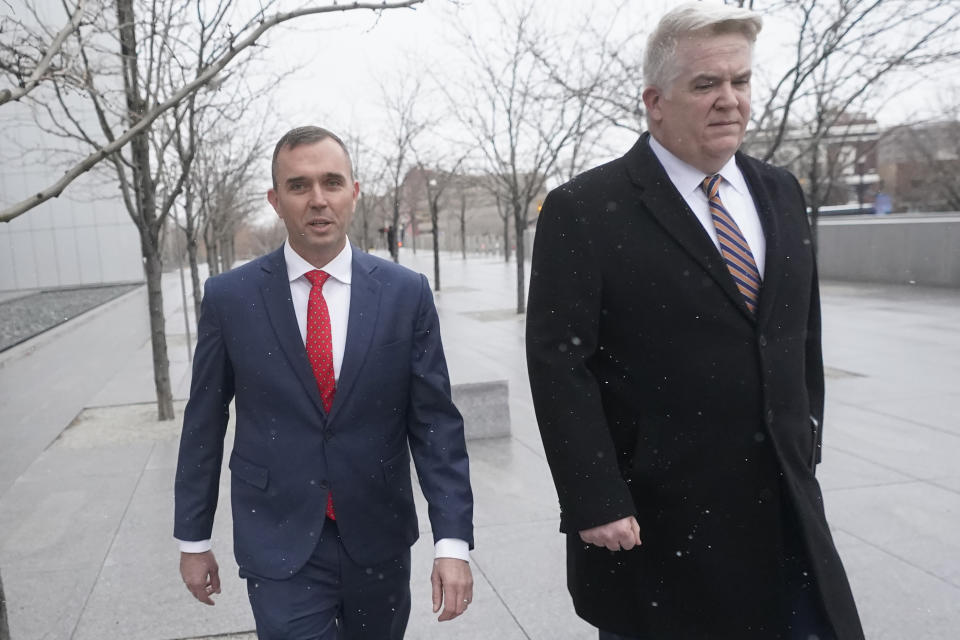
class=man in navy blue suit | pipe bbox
[174,126,474,639]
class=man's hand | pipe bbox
[180,550,221,605]
[579,516,642,551]
[431,557,473,622]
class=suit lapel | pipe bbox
[328,247,382,422]
[626,134,753,322]
[737,153,784,328]
[258,248,328,417]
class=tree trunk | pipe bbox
[118,0,173,421]
[143,234,175,420]
[460,194,467,259]
[205,229,221,276]
[361,208,370,252]
[514,204,526,314]
[411,214,417,254]
[503,213,510,263]
[187,236,202,322]
[184,186,202,321]
[432,206,441,292]
[221,234,235,271]
[808,144,822,255]
[390,195,400,262]
[0,567,9,640]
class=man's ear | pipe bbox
[267,188,279,213]
[642,87,663,125]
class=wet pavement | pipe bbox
[0,250,958,639]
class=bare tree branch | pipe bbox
[1,0,424,223]
[0,0,86,105]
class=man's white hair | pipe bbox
[643,2,763,90]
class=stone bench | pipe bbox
[451,380,510,440]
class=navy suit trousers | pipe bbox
[243,520,411,640]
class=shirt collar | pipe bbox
[284,240,353,285]
[648,134,749,198]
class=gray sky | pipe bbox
[258,0,950,139]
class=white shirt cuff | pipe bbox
[178,537,469,560]
[177,538,212,553]
[434,538,470,562]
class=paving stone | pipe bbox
[0,256,958,639]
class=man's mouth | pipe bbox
[308,220,332,228]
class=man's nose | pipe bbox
[715,82,738,109]
[308,184,327,207]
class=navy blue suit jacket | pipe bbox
[174,246,473,580]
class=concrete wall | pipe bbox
[817,215,960,288]
[0,94,142,292]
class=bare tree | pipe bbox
[0,0,424,223]
[244,217,289,257]
[454,185,470,259]
[413,153,466,291]
[747,0,959,161]
[380,76,428,262]
[0,0,87,106]
[3,0,424,419]
[885,113,960,212]
[473,176,512,263]
[347,135,390,253]
[528,1,644,145]
[451,1,588,313]
[738,0,960,243]
[196,132,266,277]
[178,119,267,318]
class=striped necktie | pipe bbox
[701,174,761,315]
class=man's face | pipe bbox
[267,139,359,267]
[643,32,752,174]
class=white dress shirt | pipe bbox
[648,135,766,278]
[179,240,469,562]
[284,239,352,380]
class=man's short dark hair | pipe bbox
[271,126,354,189]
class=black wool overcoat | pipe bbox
[526,134,863,639]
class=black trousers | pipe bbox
[243,519,412,640]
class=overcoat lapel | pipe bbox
[625,134,754,322]
[328,247,382,422]
[258,248,328,417]
[737,153,784,328]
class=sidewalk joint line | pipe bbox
[469,555,533,640]
[833,526,960,593]
[832,399,960,440]
[68,441,157,640]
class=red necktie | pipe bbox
[303,269,337,520]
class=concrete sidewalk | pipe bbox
[0,250,958,639]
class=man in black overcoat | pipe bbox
[525,3,864,639]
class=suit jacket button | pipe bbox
[758,335,768,348]
[324,430,333,441]
[319,480,328,490]
[766,409,774,425]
